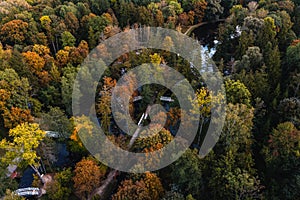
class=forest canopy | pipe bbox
[0,0,299,199]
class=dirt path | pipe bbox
[184,19,226,36]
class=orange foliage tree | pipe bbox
[73,157,105,200]
[0,19,29,45]
[112,172,164,200]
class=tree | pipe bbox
[73,157,105,200]
[40,15,56,53]
[96,77,116,133]
[0,165,18,197]
[22,51,51,85]
[285,42,300,80]
[169,149,203,199]
[40,107,73,138]
[276,10,295,51]
[162,1,183,18]
[278,98,300,128]
[64,12,79,35]
[61,64,78,115]
[263,122,300,199]
[234,46,263,72]
[112,179,151,200]
[0,68,32,129]
[61,31,76,47]
[207,103,263,199]
[204,0,224,21]
[293,6,300,36]
[0,123,46,180]
[113,172,163,200]
[236,30,254,60]
[85,15,108,48]
[2,107,33,129]
[192,0,207,23]
[3,189,25,200]
[264,42,281,108]
[190,88,213,146]
[133,127,173,153]
[235,67,269,102]
[257,17,277,49]
[0,19,29,45]
[46,168,73,200]
[225,79,252,107]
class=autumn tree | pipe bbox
[0,19,29,45]
[113,172,164,200]
[0,123,46,180]
[112,179,151,200]
[2,107,33,129]
[0,68,32,128]
[192,0,208,23]
[73,157,105,200]
[22,51,51,85]
[96,76,116,133]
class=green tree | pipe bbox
[263,122,300,199]
[46,168,73,200]
[0,165,18,197]
[235,67,269,101]
[282,42,300,96]
[61,64,79,115]
[169,149,203,199]
[264,42,281,108]
[61,31,76,47]
[208,103,263,199]
[278,98,300,128]
[40,107,73,138]
[234,46,263,72]
[3,189,25,200]
[0,68,32,129]
[204,0,224,21]
[225,79,252,107]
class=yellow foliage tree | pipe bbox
[0,123,46,180]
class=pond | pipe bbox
[19,142,70,189]
[193,21,221,51]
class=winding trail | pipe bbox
[184,19,226,36]
[88,105,152,200]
